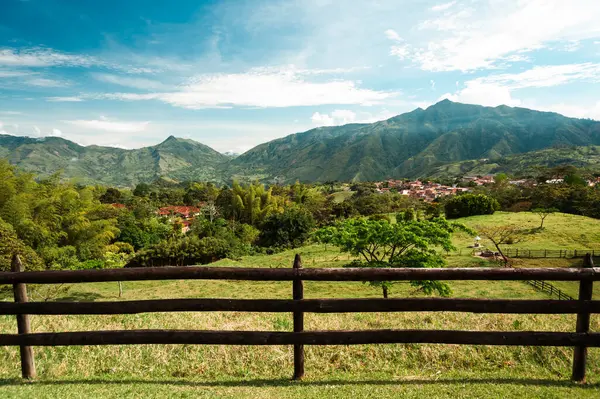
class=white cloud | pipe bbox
[562,40,582,52]
[91,73,171,90]
[51,128,63,136]
[311,110,357,126]
[431,1,457,12]
[430,80,436,90]
[311,109,397,127]
[391,0,600,71]
[63,118,150,133]
[0,111,23,115]
[0,47,161,74]
[0,48,95,67]
[93,68,396,109]
[25,78,70,87]
[0,69,34,78]
[47,96,84,102]
[475,63,600,89]
[32,126,41,136]
[440,81,521,107]
[537,102,600,121]
[384,29,402,42]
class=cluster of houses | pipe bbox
[157,205,203,233]
[375,180,471,202]
[461,175,496,185]
[374,174,600,203]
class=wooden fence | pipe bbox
[1,254,599,382]
[526,280,574,301]
[502,249,600,259]
[450,248,600,258]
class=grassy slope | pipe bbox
[1,213,600,397]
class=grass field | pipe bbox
[0,212,599,398]
[453,211,600,250]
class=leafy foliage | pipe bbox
[0,160,123,270]
[259,207,315,248]
[445,194,500,219]
[127,236,233,267]
[315,217,468,297]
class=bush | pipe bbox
[444,194,500,219]
[126,236,232,267]
[259,207,315,248]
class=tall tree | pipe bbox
[315,218,470,298]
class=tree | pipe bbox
[531,207,558,229]
[217,181,282,226]
[133,183,151,197]
[444,194,500,219]
[476,224,526,266]
[259,207,315,248]
[315,218,470,298]
[99,188,122,204]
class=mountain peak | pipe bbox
[162,135,179,143]
[429,98,458,109]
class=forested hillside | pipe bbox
[2,101,600,185]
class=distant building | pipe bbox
[157,206,201,218]
[158,206,202,234]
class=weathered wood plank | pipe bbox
[1,298,600,315]
[292,254,304,380]
[11,255,36,379]
[572,254,595,382]
[0,330,599,347]
[0,267,598,284]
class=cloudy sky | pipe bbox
[1,0,600,153]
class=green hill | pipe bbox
[427,145,600,179]
[0,135,229,186]
[228,100,600,182]
[3,100,600,185]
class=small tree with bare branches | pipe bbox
[531,208,558,230]
[476,225,526,266]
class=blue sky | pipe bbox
[1,0,600,153]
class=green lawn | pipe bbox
[453,212,600,250]
[1,213,600,397]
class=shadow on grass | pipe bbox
[0,377,598,389]
[57,292,104,302]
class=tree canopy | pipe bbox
[315,217,470,298]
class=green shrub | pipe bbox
[259,207,315,248]
[444,194,500,219]
[126,236,232,267]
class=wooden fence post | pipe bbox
[11,255,36,379]
[572,253,594,382]
[292,254,304,380]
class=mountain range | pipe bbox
[2,100,600,186]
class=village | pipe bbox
[375,179,475,202]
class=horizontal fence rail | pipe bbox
[1,330,599,347]
[1,298,600,315]
[0,254,597,383]
[0,266,598,284]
